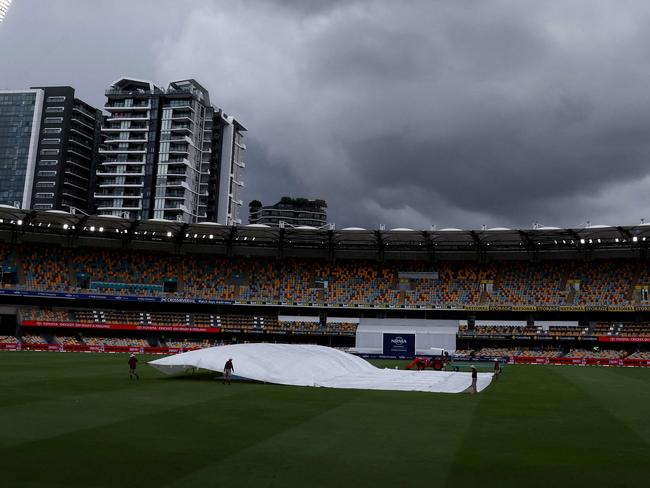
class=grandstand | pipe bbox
[0,209,649,365]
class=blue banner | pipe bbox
[382,333,415,358]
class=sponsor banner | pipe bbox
[0,288,233,306]
[489,305,513,311]
[463,305,489,311]
[382,333,415,358]
[512,356,649,367]
[537,306,560,312]
[585,305,609,312]
[607,305,635,312]
[598,336,650,343]
[512,306,537,311]
[559,306,585,312]
[21,320,222,334]
[11,344,201,354]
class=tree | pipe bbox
[249,200,262,209]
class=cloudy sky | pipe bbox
[2,0,650,229]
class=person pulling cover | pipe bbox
[223,358,234,385]
[470,365,477,393]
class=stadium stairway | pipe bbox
[628,267,642,303]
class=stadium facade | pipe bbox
[0,87,102,213]
[97,78,246,224]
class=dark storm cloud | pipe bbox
[4,0,650,228]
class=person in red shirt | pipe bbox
[128,354,139,380]
[223,358,234,385]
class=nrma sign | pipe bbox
[383,333,415,358]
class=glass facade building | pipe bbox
[0,90,42,207]
[0,87,101,212]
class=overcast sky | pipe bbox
[2,0,650,229]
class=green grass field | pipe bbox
[1,352,649,487]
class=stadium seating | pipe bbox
[564,349,626,359]
[8,245,650,309]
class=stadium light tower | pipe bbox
[0,0,13,23]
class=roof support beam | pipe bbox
[518,230,538,254]
[226,226,237,257]
[375,230,385,262]
[423,231,435,262]
[470,231,486,259]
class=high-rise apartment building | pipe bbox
[96,78,246,224]
[0,87,102,212]
[249,197,328,228]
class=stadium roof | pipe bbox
[1,208,649,259]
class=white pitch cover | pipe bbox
[149,343,493,394]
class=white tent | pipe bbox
[149,343,493,394]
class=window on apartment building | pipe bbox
[41,138,61,145]
[44,117,63,124]
[35,193,55,199]
[33,204,54,209]
[45,106,65,113]
[39,160,58,166]
[37,171,57,177]
[35,181,56,188]
[46,96,66,103]
[40,149,59,155]
[43,127,62,134]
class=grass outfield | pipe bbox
[0,353,649,487]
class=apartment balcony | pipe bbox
[63,180,88,192]
[106,113,149,121]
[94,192,143,200]
[235,141,247,150]
[69,137,93,150]
[170,124,194,133]
[169,113,192,121]
[70,116,96,131]
[61,192,86,203]
[99,181,144,188]
[73,104,97,120]
[104,103,151,111]
[97,169,145,177]
[104,136,148,144]
[234,160,246,168]
[65,160,90,172]
[69,126,94,139]
[165,169,189,177]
[100,161,144,170]
[64,169,89,182]
[97,204,143,211]
[68,148,92,161]
[102,126,148,132]
[99,147,146,154]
